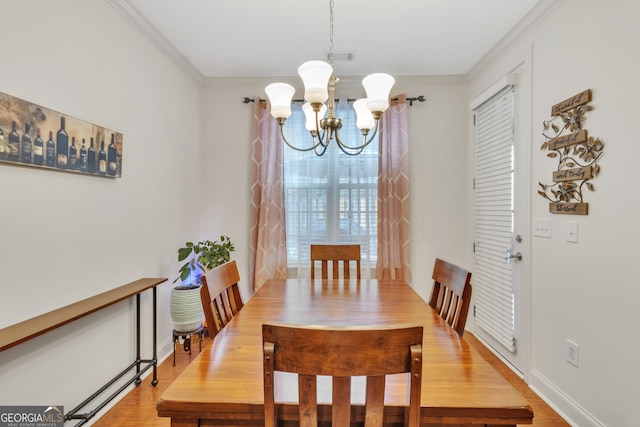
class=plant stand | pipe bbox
[172,324,203,366]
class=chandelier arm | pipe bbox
[314,109,330,147]
[279,124,324,152]
[317,128,329,148]
[336,141,367,156]
[333,120,381,155]
[314,141,330,156]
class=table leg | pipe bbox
[151,286,158,386]
[135,293,142,385]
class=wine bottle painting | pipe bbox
[0,91,123,178]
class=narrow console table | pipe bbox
[0,277,167,426]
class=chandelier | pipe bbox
[264,0,395,156]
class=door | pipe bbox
[472,74,530,376]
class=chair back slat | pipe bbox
[428,258,472,336]
[262,323,423,427]
[298,374,318,427]
[364,375,385,426]
[310,244,361,280]
[200,260,244,337]
[332,377,351,427]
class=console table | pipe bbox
[0,277,166,426]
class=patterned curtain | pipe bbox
[249,99,288,292]
[376,94,411,282]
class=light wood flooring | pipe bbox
[464,333,570,426]
[92,332,569,426]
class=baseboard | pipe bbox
[529,369,605,427]
[156,335,176,365]
[83,336,174,426]
[469,331,525,379]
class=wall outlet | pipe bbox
[534,218,552,238]
[566,339,579,367]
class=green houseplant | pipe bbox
[171,235,235,333]
[174,235,235,285]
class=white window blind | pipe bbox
[473,85,516,353]
[283,99,378,274]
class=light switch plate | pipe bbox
[534,218,552,238]
[567,221,578,243]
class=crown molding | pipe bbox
[108,0,558,87]
[106,0,205,86]
[467,0,565,79]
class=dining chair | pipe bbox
[262,323,423,427]
[310,244,361,280]
[200,260,244,338]
[428,258,473,336]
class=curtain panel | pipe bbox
[377,94,411,282]
[249,99,288,292]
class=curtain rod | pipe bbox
[243,95,426,107]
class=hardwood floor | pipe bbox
[92,334,211,427]
[92,332,569,426]
[464,333,570,426]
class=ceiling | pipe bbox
[117,0,543,79]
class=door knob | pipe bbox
[505,252,522,262]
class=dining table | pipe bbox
[156,278,533,426]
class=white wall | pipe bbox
[0,0,201,419]
[199,76,470,302]
[468,0,640,425]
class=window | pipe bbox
[283,99,378,268]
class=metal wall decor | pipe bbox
[538,89,603,215]
[0,90,123,178]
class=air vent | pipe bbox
[325,51,356,62]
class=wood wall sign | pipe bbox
[538,89,603,215]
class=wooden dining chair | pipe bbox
[200,260,244,338]
[262,323,423,427]
[310,244,361,279]
[428,258,473,336]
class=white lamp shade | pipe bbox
[302,102,327,132]
[298,60,332,104]
[353,98,375,130]
[362,73,395,112]
[265,83,295,119]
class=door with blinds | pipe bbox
[473,83,528,375]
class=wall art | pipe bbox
[0,91,123,178]
[538,89,603,214]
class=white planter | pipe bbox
[170,285,204,333]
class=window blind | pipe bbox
[283,99,378,273]
[473,85,516,353]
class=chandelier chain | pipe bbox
[329,0,334,66]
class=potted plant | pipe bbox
[170,235,235,333]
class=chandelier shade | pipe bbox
[362,73,396,112]
[298,60,333,105]
[265,83,295,120]
[303,102,328,132]
[353,99,375,131]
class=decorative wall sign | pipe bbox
[538,89,603,215]
[0,91,123,178]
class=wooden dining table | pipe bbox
[157,278,533,426]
